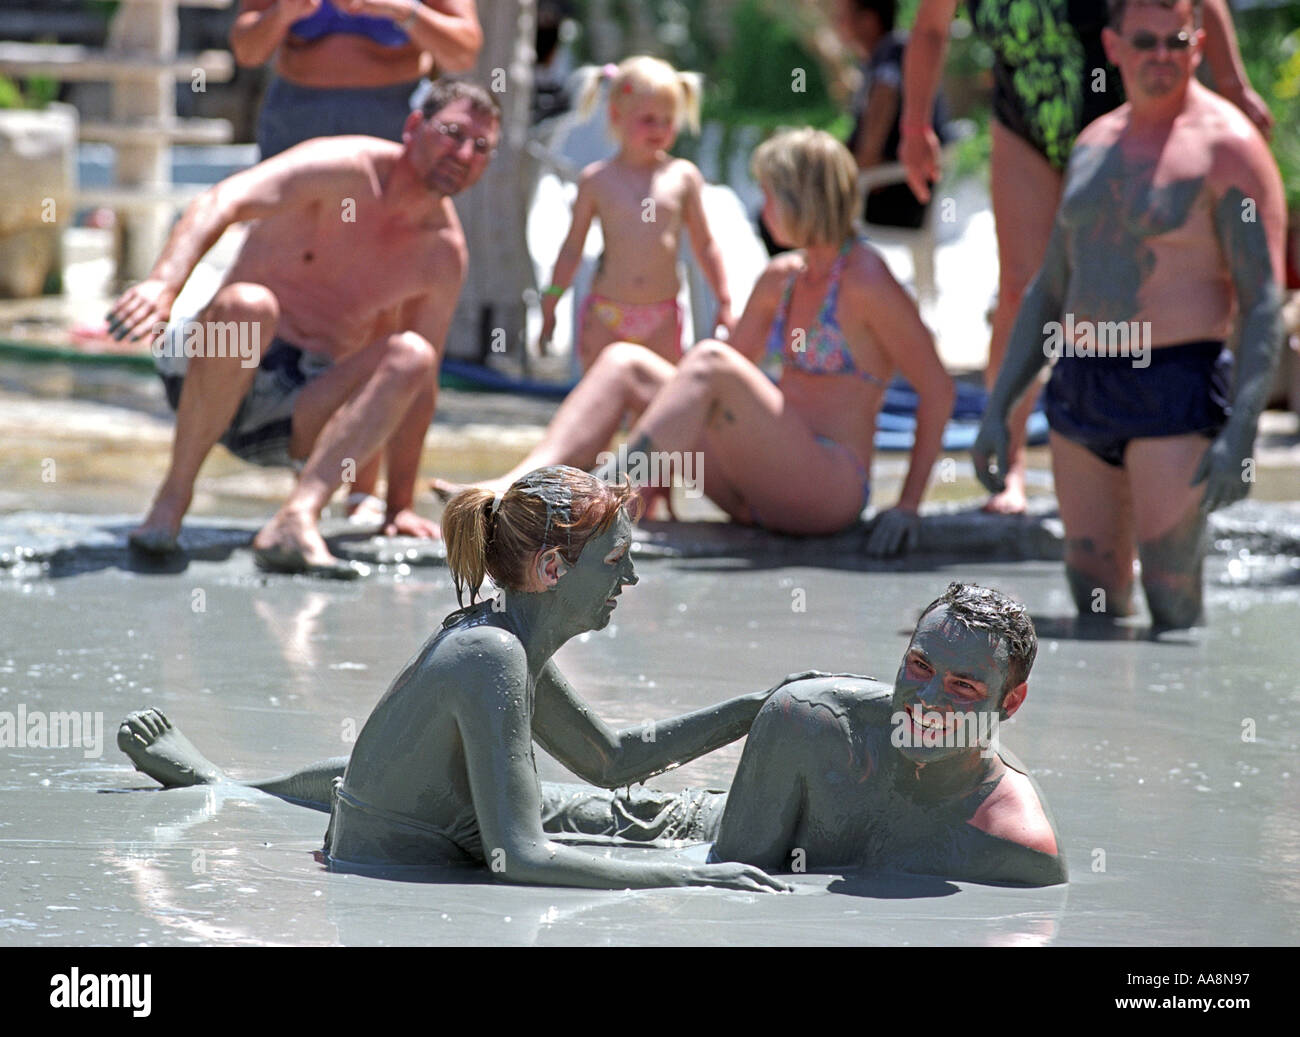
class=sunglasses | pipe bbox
[431,121,496,156]
[1126,30,1193,52]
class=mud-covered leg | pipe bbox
[1129,435,1212,630]
[117,707,345,808]
[1050,432,1137,618]
[539,782,726,843]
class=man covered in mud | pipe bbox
[972,0,1285,629]
[108,79,500,577]
[116,581,1065,887]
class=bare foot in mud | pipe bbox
[117,708,226,787]
[981,472,1028,516]
[252,508,368,579]
[128,493,190,555]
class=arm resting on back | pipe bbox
[531,660,766,789]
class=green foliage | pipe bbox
[1235,4,1300,212]
[0,74,56,110]
[710,0,835,121]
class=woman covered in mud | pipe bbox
[118,466,788,891]
[434,128,954,556]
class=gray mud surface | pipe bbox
[1,507,1298,945]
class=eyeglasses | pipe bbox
[431,121,496,156]
[1126,30,1193,52]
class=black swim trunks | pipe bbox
[156,322,332,468]
[1044,339,1233,467]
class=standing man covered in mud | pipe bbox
[972,0,1285,629]
[108,80,499,577]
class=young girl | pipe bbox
[540,56,734,369]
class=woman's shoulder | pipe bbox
[842,235,898,291]
[432,608,527,666]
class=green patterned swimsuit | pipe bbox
[967,0,1123,169]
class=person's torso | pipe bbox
[760,243,890,461]
[225,147,460,357]
[341,605,538,858]
[1059,114,1235,347]
[277,1,430,88]
[591,158,693,303]
[967,0,1123,166]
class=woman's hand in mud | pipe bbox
[107,279,176,343]
[971,417,1010,494]
[866,506,920,557]
[689,862,791,893]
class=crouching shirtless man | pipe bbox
[109,79,500,576]
[116,582,1064,887]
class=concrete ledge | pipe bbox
[3,498,1298,579]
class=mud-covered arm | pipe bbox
[710,692,815,871]
[972,217,1069,491]
[1198,169,1286,511]
[454,640,782,891]
[531,660,767,788]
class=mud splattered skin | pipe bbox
[714,678,1067,887]
[1060,143,1207,328]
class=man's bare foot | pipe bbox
[128,495,189,554]
[343,492,386,527]
[429,476,510,503]
[252,509,369,579]
[982,473,1028,515]
[117,708,226,787]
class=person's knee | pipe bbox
[601,341,672,394]
[381,331,437,379]
[207,282,279,325]
[680,339,738,382]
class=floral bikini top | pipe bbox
[761,236,886,387]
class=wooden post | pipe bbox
[446,0,537,361]
[107,0,177,282]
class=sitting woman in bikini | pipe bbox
[437,128,954,554]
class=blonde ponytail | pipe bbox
[443,487,496,606]
[676,71,702,136]
[575,64,608,123]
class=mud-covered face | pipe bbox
[891,606,1011,764]
[553,510,637,631]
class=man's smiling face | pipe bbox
[891,606,1011,764]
